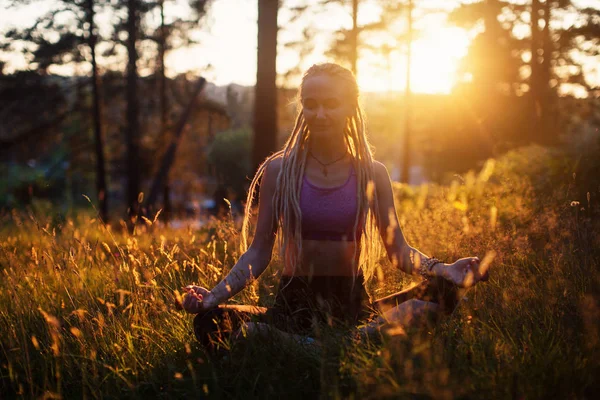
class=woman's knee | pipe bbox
[382,299,440,326]
[234,321,268,340]
[405,299,440,318]
[242,321,258,336]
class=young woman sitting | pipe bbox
[182,63,489,349]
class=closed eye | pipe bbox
[303,98,341,110]
[324,98,340,109]
[303,99,317,110]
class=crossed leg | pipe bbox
[360,276,463,338]
[193,277,462,349]
[358,299,440,339]
[193,305,318,351]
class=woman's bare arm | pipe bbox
[202,158,281,308]
[373,161,448,277]
[373,162,490,287]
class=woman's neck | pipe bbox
[308,136,347,163]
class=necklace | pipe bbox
[309,150,347,177]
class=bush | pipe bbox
[206,127,252,199]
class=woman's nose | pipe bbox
[315,106,326,119]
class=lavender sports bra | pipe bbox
[300,164,363,241]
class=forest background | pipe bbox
[1,0,598,222]
[0,0,599,398]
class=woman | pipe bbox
[182,63,488,347]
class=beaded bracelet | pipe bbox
[418,257,442,279]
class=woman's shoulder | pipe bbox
[265,154,283,175]
[261,154,283,186]
[354,159,390,188]
[352,159,389,182]
[371,159,390,181]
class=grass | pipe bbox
[0,145,598,399]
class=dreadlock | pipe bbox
[241,63,383,281]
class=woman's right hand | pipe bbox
[182,285,212,314]
[435,257,490,288]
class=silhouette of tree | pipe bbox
[400,0,413,184]
[319,0,393,76]
[559,3,600,93]
[86,0,109,221]
[448,0,599,145]
[449,1,522,95]
[322,0,360,75]
[122,0,141,225]
[2,0,110,219]
[253,0,279,173]
[150,0,211,222]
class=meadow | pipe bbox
[0,145,598,399]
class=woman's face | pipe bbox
[301,74,353,142]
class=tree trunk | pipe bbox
[530,0,542,91]
[350,0,358,76]
[541,1,552,88]
[126,0,141,222]
[86,0,108,221]
[146,78,207,211]
[400,0,413,184]
[159,0,171,223]
[252,0,278,173]
[540,0,553,141]
[483,0,502,90]
[530,0,543,142]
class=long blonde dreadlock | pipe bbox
[241,63,383,282]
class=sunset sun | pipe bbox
[357,25,471,94]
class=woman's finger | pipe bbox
[183,285,196,293]
[477,251,495,280]
[182,293,198,313]
[468,258,484,283]
[193,286,210,297]
[184,292,194,305]
[182,293,191,309]
[187,290,199,300]
[480,270,490,282]
[465,253,493,284]
[463,264,475,287]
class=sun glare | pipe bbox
[358,26,470,94]
[165,1,472,95]
[1,0,472,95]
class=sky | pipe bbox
[0,0,598,95]
[165,0,472,93]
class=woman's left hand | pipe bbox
[181,285,212,314]
[439,257,489,288]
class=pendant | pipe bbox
[322,166,328,177]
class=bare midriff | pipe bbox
[282,239,361,277]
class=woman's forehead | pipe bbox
[301,74,346,99]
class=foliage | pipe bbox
[3,169,59,210]
[206,127,252,199]
[0,144,598,398]
[0,72,71,154]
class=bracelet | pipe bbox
[418,257,442,279]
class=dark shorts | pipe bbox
[272,275,372,330]
[192,275,461,348]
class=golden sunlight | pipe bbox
[357,26,471,94]
[166,2,472,95]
